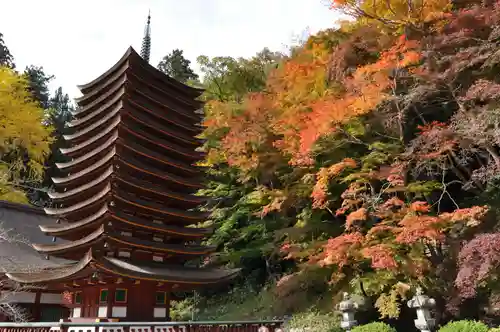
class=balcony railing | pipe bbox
[0,320,284,332]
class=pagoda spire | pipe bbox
[140,10,151,63]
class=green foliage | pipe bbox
[31,87,73,206]
[157,49,198,83]
[350,322,397,332]
[197,48,284,103]
[438,320,489,332]
[171,283,277,321]
[0,32,14,68]
[288,310,342,332]
[23,65,53,109]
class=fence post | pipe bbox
[338,292,358,332]
[407,287,436,332]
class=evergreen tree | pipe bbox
[23,65,54,110]
[157,49,199,83]
[0,33,14,68]
[30,87,73,206]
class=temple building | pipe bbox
[3,13,238,322]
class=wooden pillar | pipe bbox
[107,287,115,319]
[33,291,42,321]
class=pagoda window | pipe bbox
[120,231,133,237]
[73,291,82,304]
[114,289,128,303]
[99,289,109,304]
[106,252,115,257]
[153,220,162,225]
[153,255,163,262]
[118,251,131,258]
[153,236,163,242]
[155,291,166,305]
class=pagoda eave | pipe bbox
[39,205,108,238]
[48,167,112,201]
[113,176,206,207]
[123,105,202,146]
[63,102,122,141]
[97,256,239,285]
[44,184,110,217]
[76,48,204,106]
[107,234,216,256]
[5,250,94,284]
[59,121,118,157]
[126,97,202,134]
[116,140,201,176]
[119,123,204,162]
[115,156,203,190]
[55,134,118,171]
[112,193,208,222]
[70,80,126,122]
[6,249,239,285]
[40,207,213,240]
[32,225,105,255]
[109,212,213,238]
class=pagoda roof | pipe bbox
[0,201,73,274]
[33,224,215,259]
[49,166,206,206]
[74,47,204,110]
[39,206,213,239]
[6,249,240,285]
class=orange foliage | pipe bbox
[346,207,368,230]
[220,93,276,171]
[204,28,423,169]
[279,35,421,165]
[312,192,488,278]
[362,244,398,269]
[321,232,364,268]
[311,158,357,209]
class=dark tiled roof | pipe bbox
[0,201,72,273]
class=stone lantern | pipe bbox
[407,287,436,332]
[337,292,359,331]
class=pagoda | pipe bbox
[5,14,238,321]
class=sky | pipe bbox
[0,0,339,100]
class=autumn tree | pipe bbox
[188,0,500,324]
[0,66,53,203]
[329,0,453,32]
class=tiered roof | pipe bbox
[6,47,238,287]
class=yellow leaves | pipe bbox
[330,0,453,32]
[259,189,288,218]
[0,66,53,201]
[374,282,411,318]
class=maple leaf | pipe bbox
[362,244,398,269]
[346,207,368,230]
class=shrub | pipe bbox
[350,322,396,332]
[438,320,489,332]
[287,310,342,332]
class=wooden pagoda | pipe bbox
[4,45,238,321]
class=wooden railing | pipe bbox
[0,320,285,332]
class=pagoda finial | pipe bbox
[140,10,151,63]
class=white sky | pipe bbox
[0,0,339,100]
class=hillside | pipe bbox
[178,0,500,328]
